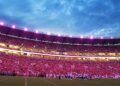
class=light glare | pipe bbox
[35,30,39,33]
[24,27,28,31]
[11,25,16,29]
[0,22,4,26]
[90,36,94,39]
[47,32,51,35]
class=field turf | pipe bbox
[0,76,120,86]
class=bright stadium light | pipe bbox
[100,36,103,39]
[58,33,61,37]
[110,36,113,39]
[35,30,39,33]
[24,27,28,31]
[0,21,4,26]
[69,35,73,38]
[11,25,16,29]
[80,35,84,39]
[90,36,94,39]
[47,32,51,35]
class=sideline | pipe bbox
[41,78,60,86]
[0,77,10,82]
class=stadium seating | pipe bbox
[0,25,120,80]
[0,34,120,57]
[0,52,120,79]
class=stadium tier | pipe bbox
[0,52,120,79]
[0,25,120,79]
[0,25,120,60]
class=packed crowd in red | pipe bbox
[0,53,120,79]
[0,33,120,53]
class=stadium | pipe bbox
[0,0,120,86]
[0,24,120,86]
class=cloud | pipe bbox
[0,0,120,37]
[84,25,120,37]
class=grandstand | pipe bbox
[0,25,120,86]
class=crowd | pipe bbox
[0,33,120,53]
[0,25,120,80]
[0,34,120,58]
[0,53,120,80]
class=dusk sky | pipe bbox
[0,0,120,38]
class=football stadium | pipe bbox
[0,24,120,86]
[0,0,120,86]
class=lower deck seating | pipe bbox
[0,53,120,79]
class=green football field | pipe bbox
[0,76,120,86]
